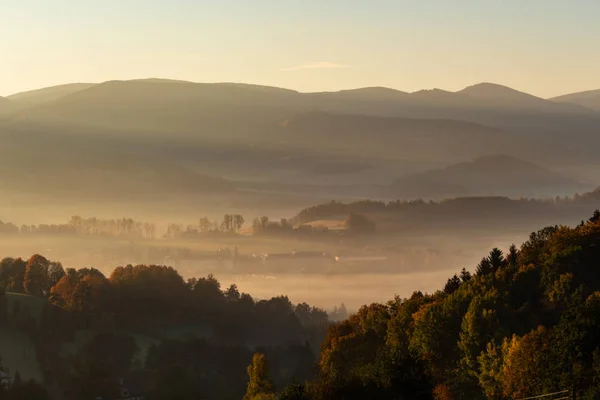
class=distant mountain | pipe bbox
[306,83,600,144]
[551,89,600,111]
[10,79,598,134]
[7,83,97,105]
[0,125,234,203]
[2,78,600,210]
[0,97,15,116]
[278,111,501,163]
[410,88,465,102]
[455,82,587,112]
[11,80,301,136]
[310,86,409,101]
[311,82,590,112]
[460,82,541,101]
[389,154,585,199]
[4,79,600,182]
[276,111,579,167]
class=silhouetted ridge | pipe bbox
[7,83,97,104]
[389,154,582,198]
[320,86,409,99]
[459,82,542,100]
[551,89,600,111]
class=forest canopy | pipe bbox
[2,211,600,399]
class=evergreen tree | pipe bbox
[444,274,461,294]
[459,268,472,283]
[507,244,519,268]
[476,257,493,276]
[488,248,505,273]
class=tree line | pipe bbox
[291,188,600,226]
[251,209,600,399]
[0,216,157,238]
[4,210,600,399]
[0,256,330,400]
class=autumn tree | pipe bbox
[0,258,26,293]
[47,262,65,289]
[23,254,50,296]
[500,326,557,398]
[432,384,453,400]
[277,382,306,400]
[244,353,275,400]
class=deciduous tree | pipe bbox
[244,353,275,400]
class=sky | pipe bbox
[2,0,600,98]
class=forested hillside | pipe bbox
[0,258,328,400]
[302,210,600,399]
[3,212,600,399]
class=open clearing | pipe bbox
[0,327,43,382]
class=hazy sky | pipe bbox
[2,0,599,97]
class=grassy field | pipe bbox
[0,327,43,382]
[5,292,47,322]
[60,329,160,366]
[0,294,46,381]
[301,219,347,230]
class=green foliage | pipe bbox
[5,210,600,400]
[310,210,600,399]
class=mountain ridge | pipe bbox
[389,154,585,199]
[551,89,600,111]
[7,83,97,105]
[8,78,600,105]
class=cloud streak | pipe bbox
[281,61,352,71]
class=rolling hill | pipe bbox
[275,111,575,167]
[457,82,574,110]
[7,83,97,105]
[1,78,599,207]
[8,79,599,136]
[389,154,586,199]
[551,89,600,111]
[0,97,14,115]
[7,79,302,136]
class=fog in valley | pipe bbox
[2,79,600,314]
[3,3,600,398]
